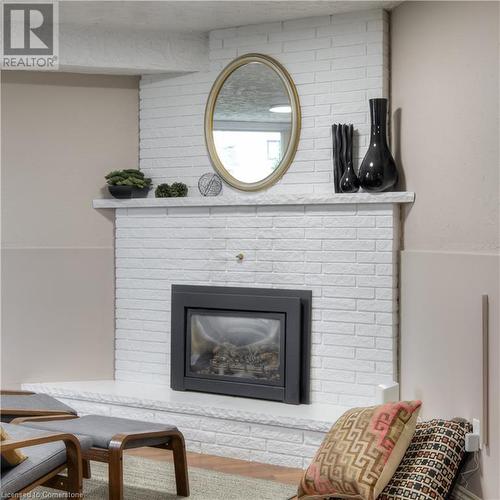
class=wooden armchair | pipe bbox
[1,389,77,422]
[1,422,85,498]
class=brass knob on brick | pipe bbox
[236,253,244,261]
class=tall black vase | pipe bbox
[358,98,398,192]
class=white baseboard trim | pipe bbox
[451,484,482,500]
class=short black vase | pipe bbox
[358,98,398,192]
[339,124,359,193]
[340,162,359,193]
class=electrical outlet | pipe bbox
[465,418,482,452]
[465,433,480,452]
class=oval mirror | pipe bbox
[205,54,301,191]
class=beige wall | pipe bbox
[392,2,499,498]
[1,71,139,387]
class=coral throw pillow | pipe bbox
[0,426,27,469]
[298,401,422,500]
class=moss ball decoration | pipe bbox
[155,182,188,198]
[155,183,171,198]
[169,182,188,197]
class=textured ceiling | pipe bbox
[214,62,292,124]
[61,1,402,33]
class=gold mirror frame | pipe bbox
[204,53,301,192]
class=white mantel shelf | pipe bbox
[93,192,415,209]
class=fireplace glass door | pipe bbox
[186,310,285,385]
[171,284,311,404]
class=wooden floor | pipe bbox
[126,447,304,485]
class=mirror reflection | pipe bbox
[213,62,293,184]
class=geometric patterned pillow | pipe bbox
[379,419,471,500]
[0,425,27,470]
[298,401,422,500]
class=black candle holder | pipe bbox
[332,123,359,193]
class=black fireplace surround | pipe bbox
[171,285,311,404]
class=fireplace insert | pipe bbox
[171,285,311,404]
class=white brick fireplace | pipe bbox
[112,197,403,406]
[28,193,414,468]
[26,8,416,468]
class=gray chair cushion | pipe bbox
[20,415,178,449]
[0,423,92,497]
[1,394,76,422]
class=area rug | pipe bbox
[38,455,297,499]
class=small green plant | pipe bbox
[105,169,152,189]
[155,183,171,198]
[155,182,188,198]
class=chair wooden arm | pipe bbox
[0,389,36,395]
[1,408,76,418]
[1,431,83,496]
[0,391,76,418]
[10,414,79,425]
[1,431,79,452]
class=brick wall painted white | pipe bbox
[139,9,389,195]
[110,10,398,467]
[115,203,399,408]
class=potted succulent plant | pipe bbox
[105,169,152,199]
